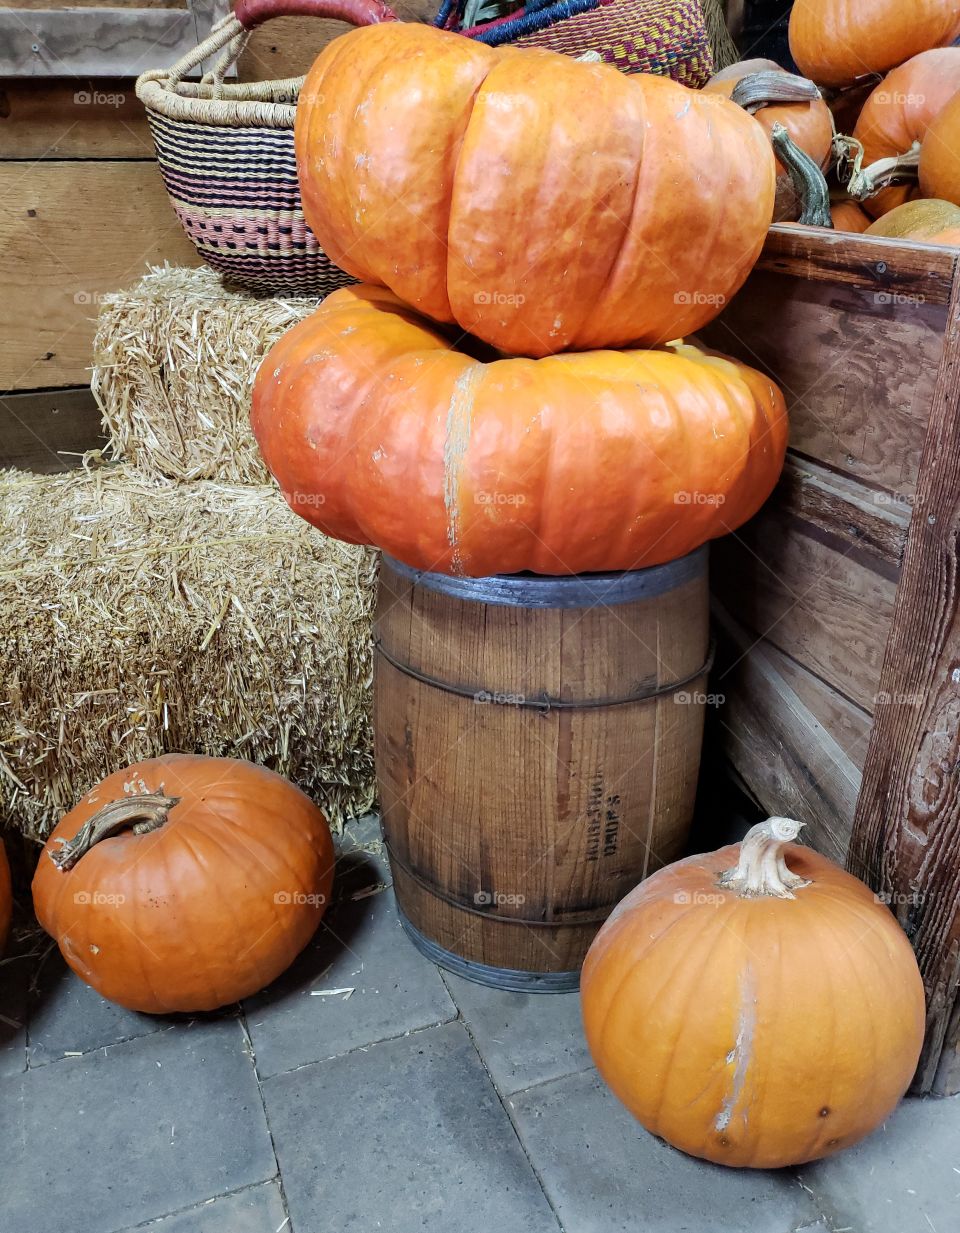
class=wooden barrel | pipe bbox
[374,549,711,992]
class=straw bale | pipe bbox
[0,464,377,842]
[91,265,321,484]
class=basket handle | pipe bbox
[160,0,395,87]
[234,0,397,28]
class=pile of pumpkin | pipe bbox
[711,0,960,243]
[0,13,929,1180]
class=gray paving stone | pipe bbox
[263,1019,561,1233]
[443,971,593,1094]
[801,1094,960,1233]
[509,1069,820,1233]
[244,821,455,1078]
[0,1018,276,1233]
[27,950,169,1066]
[0,934,32,1077]
[115,1182,287,1233]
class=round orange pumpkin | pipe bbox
[251,284,788,577]
[848,49,960,217]
[295,23,776,358]
[830,198,871,232]
[919,87,960,205]
[32,755,335,1013]
[865,197,960,239]
[581,818,925,1169]
[789,0,960,89]
[703,59,833,221]
[0,840,11,957]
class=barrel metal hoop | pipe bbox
[398,909,581,994]
[387,840,621,927]
[382,545,707,609]
[374,638,716,712]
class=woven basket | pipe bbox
[136,0,397,296]
[437,0,719,85]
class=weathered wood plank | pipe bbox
[703,273,945,494]
[760,223,959,306]
[0,80,154,160]
[0,387,104,471]
[772,646,874,774]
[849,276,960,1097]
[711,601,861,864]
[0,3,227,76]
[0,160,200,391]
[712,504,898,713]
[776,455,910,567]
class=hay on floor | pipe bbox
[91,266,321,485]
[0,464,378,842]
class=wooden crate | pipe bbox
[700,224,960,1095]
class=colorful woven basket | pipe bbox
[437,0,717,85]
[136,0,397,296]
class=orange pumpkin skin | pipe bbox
[830,199,871,232]
[581,823,926,1170]
[251,285,788,577]
[295,24,776,358]
[0,841,11,957]
[704,60,833,221]
[919,87,960,205]
[927,226,960,246]
[853,49,960,217]
[790,0,960,89]
[32,755,335,1013]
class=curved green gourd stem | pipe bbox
[771,122,833,228]
[51,791,180,871]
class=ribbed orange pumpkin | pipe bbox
[295,23,776,358]
[703,59,833,221]
[32,755,335,1013]
[830,198,871,232]
[790,0,960,89]
[0,840,11,957]
[850,49,960,217]
[919,87,960,205]
[581,818,925,1169]
[251,285,788,577]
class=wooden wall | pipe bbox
[1,2,433,469]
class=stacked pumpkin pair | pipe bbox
[251,21,789,579]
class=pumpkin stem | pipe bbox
[717,817,811,899]
[50,790,180,872]
[730,71,822,114]
[770,123,833,228]
[842,137,922,202]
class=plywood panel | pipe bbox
[0,160,200,391]
[0,80,154,160]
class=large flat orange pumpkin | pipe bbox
[251,285,788,577]
[295,23,775,358]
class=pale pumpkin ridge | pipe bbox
[726,908,780,1165]
[442,364,484,574]
[645,902,749,1139]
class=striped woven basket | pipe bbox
[136,0,397,296]
[437,0,721,85]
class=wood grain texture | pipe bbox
[713,503,898,713]
[374,559,710,974]
[0,80,154,160]
[703,273,945,494]
[237,0,436,81]
[760,224,959,306]
[711,601,862,864]
[0,387,105,470]
[0,160,199,391]
[849,277,960,1097]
